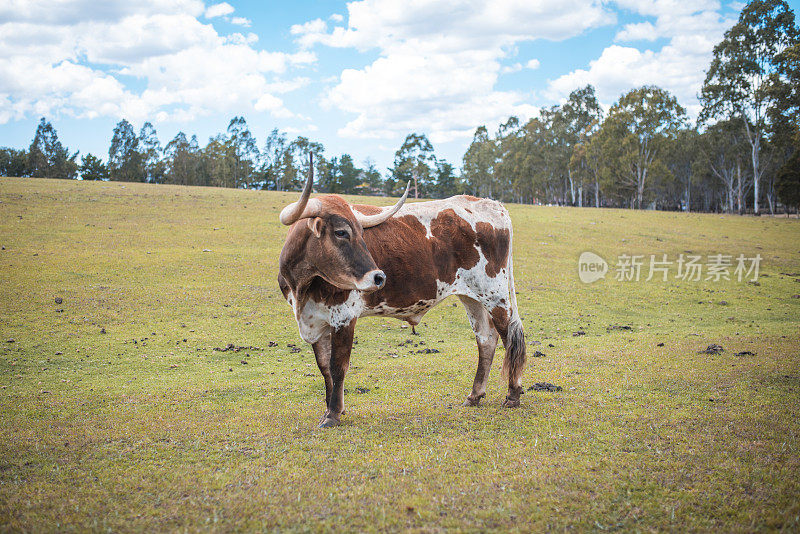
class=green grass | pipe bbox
[1,176,799,532]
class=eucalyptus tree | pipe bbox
[390,133,436,198]
[433,160,459,199]
[109,119,143,181]
[358,158,384,194]
[138,122,165,183]
[462,126,496,198]
[28,118,78,179]
[665,128,701,211]
[287,136,324,191]
[337,154,361,194]
[203,134,234,187]
[699,0,798,214]
[164,132,202,186]
[261,129,289,191]
[776,150,800,212]
[698,120,751,213]
[493,116,523,201]
[562,85,603,206]
[596,86,687,209]
[769,41,800,135]
[226,117,259,189]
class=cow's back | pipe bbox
[355,195,512,312]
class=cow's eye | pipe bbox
[334,229,349,239]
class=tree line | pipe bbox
[1,0,798,213]
[460,0,799,214]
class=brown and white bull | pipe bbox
[278,163,526,428]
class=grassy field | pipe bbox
[1,176,799,532]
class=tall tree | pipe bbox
[562,85,603,206]
[493,116,526,202]
[139,122,165,183]
[434,160,458,199]
[337,154,360,194]
[665,128,701,211]
[226,116,259,188]
[203,135,234,188]
[597,86,687,208]
[27,118,78,179]
[287,136,324,191]
[390,133,436,198]
[775,149,800,212]
[261,129,289,191]
[769,41,800,139]
[164,132,202,186]
[699,119,752,213]
[462,126,495,198]
[108,119,144,181]
[358,158,384,194]
[699,0,799,214]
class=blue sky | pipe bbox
[0,0,795,173]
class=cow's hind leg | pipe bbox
[311,327,334,425]
[490,307,526,408]
[459,296,499,407]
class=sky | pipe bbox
[1,0,796,173]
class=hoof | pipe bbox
[318,417,341,428]
[502,396,521,408]
[463,393,485,407]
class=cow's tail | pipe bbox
[501,223,526,387]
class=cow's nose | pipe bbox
[373,271,385,289]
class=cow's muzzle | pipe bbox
[355,269,386,292]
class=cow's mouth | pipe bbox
[353,269,386,292]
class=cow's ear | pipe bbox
[307,217,324,238]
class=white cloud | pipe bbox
[329,13,344,22]
[294,0,614,141]
[284,125,319,134]
[205,2,234,19]
[526,58,541,70]
[547,0,734,117]
[501,63,523,74]
[0,0,205,24]
[614,21,657,41]
[231,17,251,27]
[0,0,316,125]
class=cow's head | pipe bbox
[279,155,409,293]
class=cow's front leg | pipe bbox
[319,319,356,428]
[312,326,333,424]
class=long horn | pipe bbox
[356,181,410,228]
[279,153,320,225]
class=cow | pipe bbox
[277,160,526,428]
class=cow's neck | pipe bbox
[286,264,350,320]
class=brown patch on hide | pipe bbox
[361,209,484,310]
[362,215,438,309]
[491,306,510,343]
[430,209,479,284]
[352,204,383,216]
[476,222,510,277]
[317,195,360,223]
[308,277,350,307]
